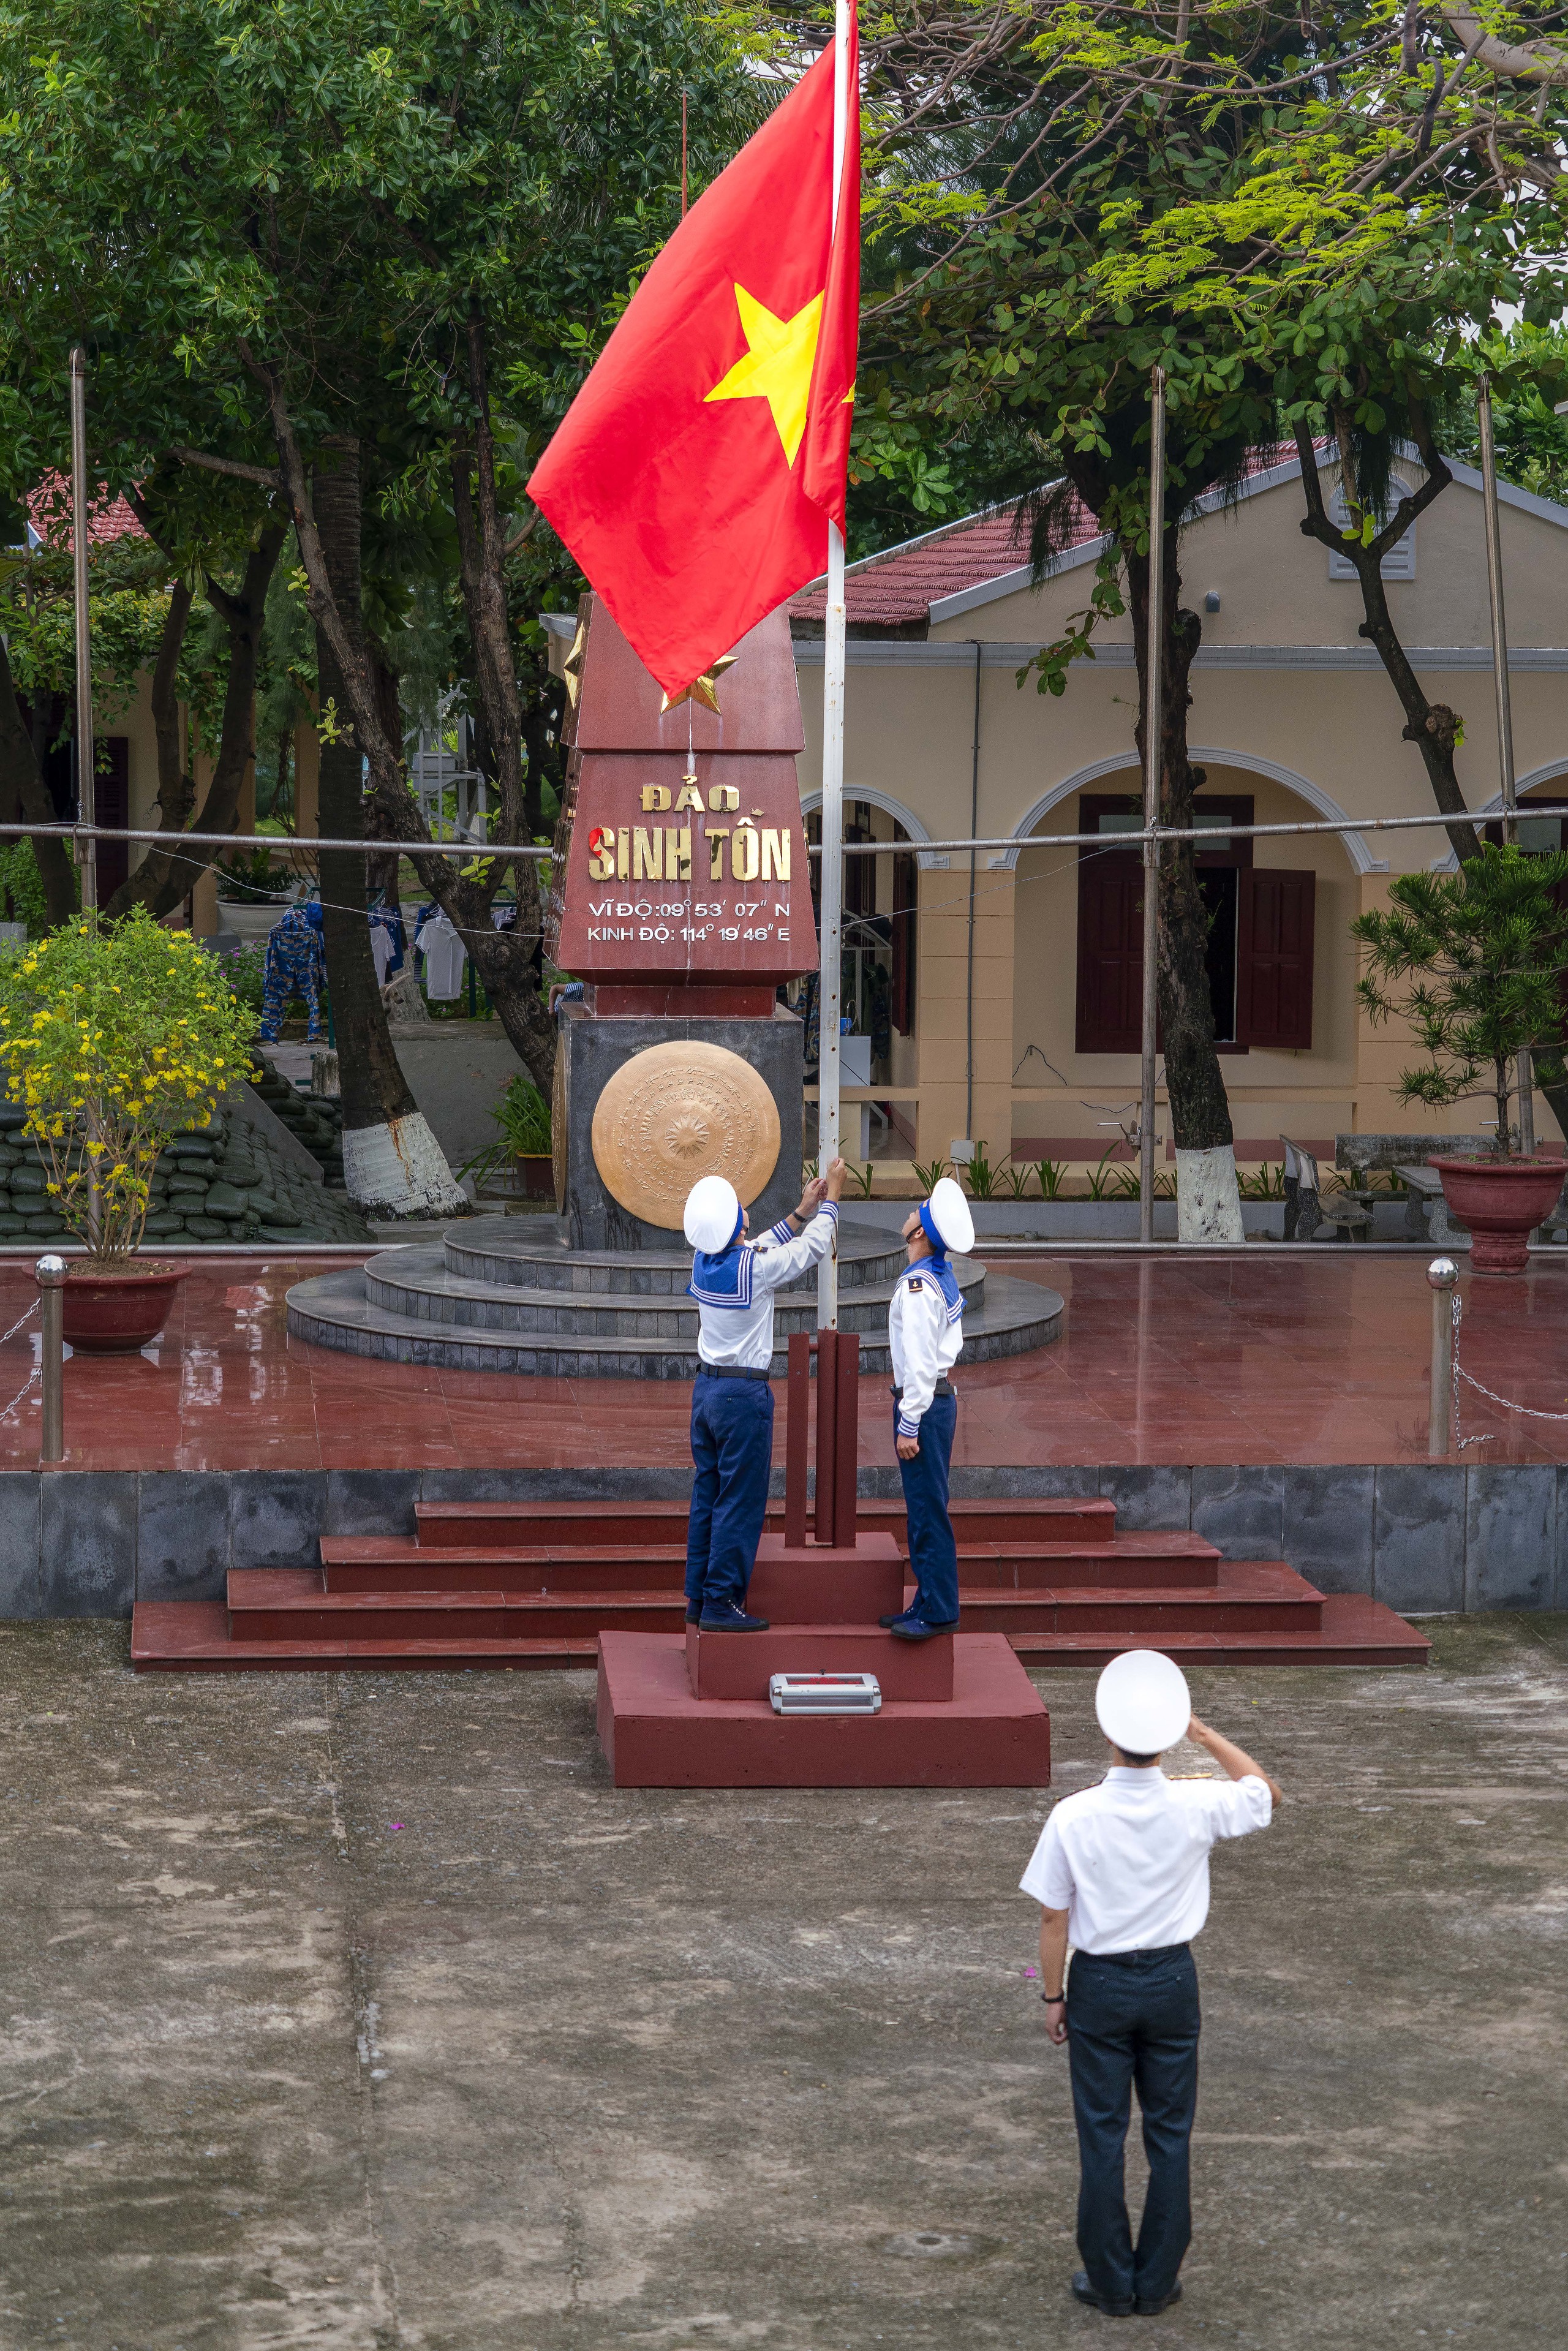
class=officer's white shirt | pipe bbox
[694,1204,839,1370]
[888,1264,964,1436]
[1019,1766,1272,1954]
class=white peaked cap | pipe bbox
[684,1174,741,1253]
[1095,1650,1191,1754]
[925,1174,975,1256]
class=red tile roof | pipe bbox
[794,444,1313,635]
[25,476,145,548]
[790,494,1100,632]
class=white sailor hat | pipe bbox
[684,1174,743,1253]
[1095,1649,1191,1754]
[919,1173,975,1257]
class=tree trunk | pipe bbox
[1123,516,1245,1243]
[0,644,78,927]
[104,521,287,919]
[311,438,464,1219]
[262,354,555,1100]
[1294,417,1568,1149]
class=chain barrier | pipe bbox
[1447,1288,1568,1449]
[0,1296,40,1425]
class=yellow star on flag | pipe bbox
[704,285,824,468]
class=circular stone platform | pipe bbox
[285,1215,1063,1378]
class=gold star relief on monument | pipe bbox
[660,654,737,716]
[704,284,825,466]
[562,616,587,709]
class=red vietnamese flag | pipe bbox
[527,21,859,697]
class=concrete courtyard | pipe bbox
[0,1620,1561,2350]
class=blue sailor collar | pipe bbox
[898,1253,964,1323]
[689,1242,756,1310]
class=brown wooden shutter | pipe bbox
[890,851,918,1034]
[1076,859,1144,1053]
[1238,866,1314,1049]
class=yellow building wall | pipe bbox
[795,451,1568,1166]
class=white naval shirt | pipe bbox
[1019,1766,1273,1953]
[888,1262,964,1436]
[693,1204,839,1370]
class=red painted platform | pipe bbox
[131,1495,1430,1677]
[597,1631,1051,1789]
[684,1621,954,1702]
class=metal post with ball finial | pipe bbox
[1427,1256,1458,1459]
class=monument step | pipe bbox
[597,1632,1052,1789]
[318,1531,1215,1597]
[129,1585,1429,1674]
[954,1563,1324,1637]
[285,1265,1065,1378]
[410,1495,1121,1549]
[685,1621,954,1703]
[225,1568,684,1644]
[1005,1594,1430,1669]
[362,1243,984,1336]
[130,1600,598,1671]
[440,1213,911,1296]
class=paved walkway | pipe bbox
[0,1615,1559,2347]
[1,1251,1566,1470]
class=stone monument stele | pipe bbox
[545,593,817,1249]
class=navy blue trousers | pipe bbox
[685,1375,774,1614]
[1066,1945,1200,2306]
[895,1389,959,1625]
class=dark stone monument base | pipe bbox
[558,998,804,1250]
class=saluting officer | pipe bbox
[882,1173,974,1643]
[683,1158,848,1632]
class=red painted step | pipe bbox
[320,1531,1218,1597]
[413,1495,1118,1550]
[1005,1594,1430,1670]
[955,1563,1324,1639]
[225,1568,682,1645]
[130,1601,597,1671]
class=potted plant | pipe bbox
[464,1074,555,1202]
[1352,844,1568,1273]
[0,910,259,1347]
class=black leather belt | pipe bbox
[891,1380,956,1400]
[697,1364,771,1381]
[1075,1942,1190,1967]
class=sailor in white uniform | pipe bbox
[882,1174,973,1642]
[683,1158,847,1630]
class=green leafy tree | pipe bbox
[852,1,1568,1223]
[1352,845,1568,1153]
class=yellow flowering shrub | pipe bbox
[0,911,259,1263]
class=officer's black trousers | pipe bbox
[1065,1943,1200,2306]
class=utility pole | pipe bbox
[69,346,97,916]
[1138,366,1166,1242]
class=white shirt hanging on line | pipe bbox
[420,912,467,1000]
[369,919,395,987]
[1019,1765,1273,1954]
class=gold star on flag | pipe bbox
[704,285,825,468]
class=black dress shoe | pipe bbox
[1072,2270,1134,2317]
[1134,2283,1182,2317]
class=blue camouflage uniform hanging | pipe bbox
[258,902,326,1042]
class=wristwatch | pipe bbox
[1041,1990,1065,2004]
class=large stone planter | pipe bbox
[1431,1157,1568,1275]
[62,1262,190,1353]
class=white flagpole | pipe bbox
[816,0,850,1330]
